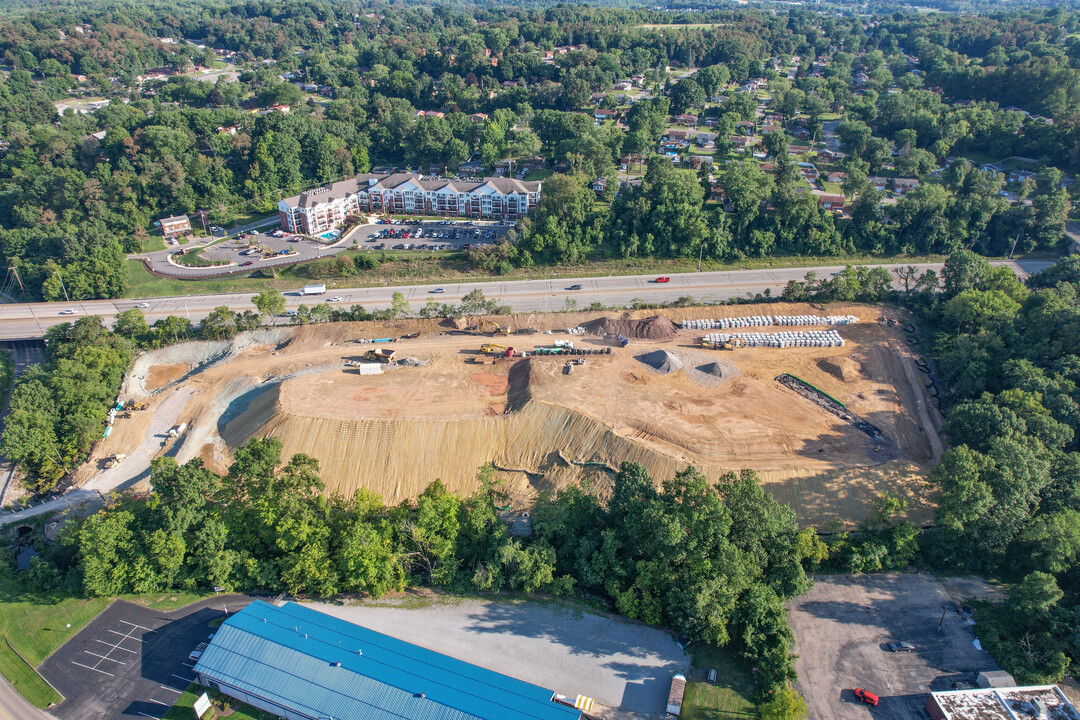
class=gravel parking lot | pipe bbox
[788,574,1002,720]
[306,596,688,716]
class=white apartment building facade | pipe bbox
[278,173,542,235]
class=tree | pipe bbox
[114,309,149,343]
[670,78,705,114]
[758,685,809,720]
[252,290,285,321]
[389,292,410,319]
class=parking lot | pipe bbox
[39,596,252,720]
[788,574,1002,720]
[306,596,688,714]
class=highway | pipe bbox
[0,260,1053,341]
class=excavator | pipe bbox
[480,343,515,357]
[700,337,743,350]
[477,319,511,335]
[362,348,396,363]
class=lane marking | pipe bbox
[71,661,114,677]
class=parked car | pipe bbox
[188,642,209,663]
[655,276,671,283]
[887,641,915,653]
[853,688,879,707]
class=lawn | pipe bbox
[680,643,757,719]
[524,168,554,181]
[0,575,215,709]
[163,683,278,720]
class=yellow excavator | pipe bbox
[478,319,511,335]
[480,343,515,356]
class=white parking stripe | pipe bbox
[71,661,114,677]
[82,651,126,665]
[159,686,182,694]
[107,629,142,641]
[93,639,137,653]
[118,620,152,631]
[171,674,196,683]
[148,699,170,707]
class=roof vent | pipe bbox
[416,693,426,699]
[331,661,341,667]
[358,649,363,656]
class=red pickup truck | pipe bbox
[854,688,880,706]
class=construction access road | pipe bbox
[0,260,1052,341]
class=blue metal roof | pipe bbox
[193,601,582,720]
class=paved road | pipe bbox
[0,260,1053,341]
[0,674,54,720]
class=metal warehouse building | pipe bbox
[192,600,584,720]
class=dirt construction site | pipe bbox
[76,302,944,526]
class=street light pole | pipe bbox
[54,271,70,302]
[698,241,706,273]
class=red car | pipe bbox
[854,688,879,707]
[655,276,670,283]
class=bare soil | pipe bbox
[89,303,943,526]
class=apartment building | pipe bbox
[278,173,542,235]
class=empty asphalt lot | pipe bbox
[788,573,1001,720]
[39,596,251,720]
[306,595,689,715]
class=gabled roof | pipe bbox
[194,601,580,720]
[283,174,541,209]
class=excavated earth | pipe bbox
[82,303,944,527]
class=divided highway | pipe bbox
[0,260,1052,341]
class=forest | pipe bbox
[0,1,1075,298]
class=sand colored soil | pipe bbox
[145,363,189,391]
[99,302,942,526]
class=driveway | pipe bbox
[788,573,1001,720]
[0,385,194,526]
[306,596,688,716]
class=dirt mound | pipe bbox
[581,315,678,341]
[817,357,861,382]
[637,350,683,375]
[697,362,724,377]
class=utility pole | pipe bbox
[54,271,70,302]
[698,241,706,272]
[1008,232,1022,260]
[196,209,209,237]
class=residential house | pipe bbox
[469,113,489,124]
[279,173,543,234]
[416,110,445,118]
[817,194,845,211]
[613,81,632,91]
[1007,169,1036,184]
[892,178,920,194]
[787,145,811,156]
[590,93,606,104]
[868,177,888,192]
[665,129,692,143]
[675,114,698,126]
[594,108,617,121]
[591,177,608,195]
[826,171,847,184]
[798,162,820,181]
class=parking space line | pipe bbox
[71,661,114,677]
[83,651,126,665]
[108,629,143,641]
[94,638,137,653]
[148,699,170,707]
[172,674,196,683]
[160,686,182,694]
[118,620,153,631]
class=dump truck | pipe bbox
[363,348,396,363]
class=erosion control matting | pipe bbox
[636,349,684,375]
[581,314,678,341]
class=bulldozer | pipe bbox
[104,453,127,469]
[126,400,149,411]
[477,319,511,336]
[480,343,515,357]
[701,337,743,350]
[363,348,396,363]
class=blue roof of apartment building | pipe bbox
[193,600,582,720]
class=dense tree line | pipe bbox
[17,448,812,701]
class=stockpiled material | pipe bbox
[636,350,684,375]
[701,330,845,348]
[698,362,725,377]
[581,315,678,341]
[682,315,858,329]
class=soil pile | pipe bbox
[637,350,684,375]
[817,357,861,382]
[581,315,678,341]
[697,362,724,378]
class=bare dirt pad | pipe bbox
[145,363,189,391]
[105,303,942,526]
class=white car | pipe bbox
[135,302,150,308]
[327,296,342,302]
[430,288,445,294]
[59,309,77,315]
